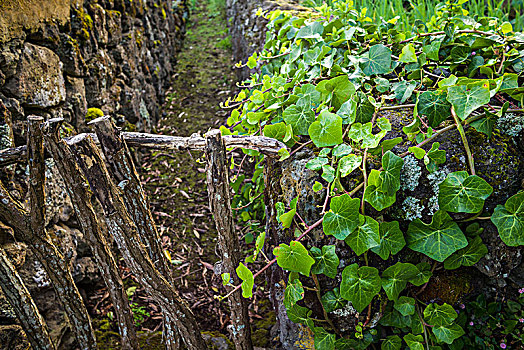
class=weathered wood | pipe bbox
[44,120,139,350]
[0,125,287,167]
[0,242,56,350]
[205,129,253,350]
[70,134,206,350]
[0,117,97,349]
[89,116,172,282]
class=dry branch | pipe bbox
[89,116,173,282]
[0,125,287,167]
[0,243,56,350]
[0,116,97,349]
[44,120,139,350]
[70,134,206,350]
[205,130,253,350]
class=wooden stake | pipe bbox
[205,129,253,350]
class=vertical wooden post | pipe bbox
[26,116,97,349]
[205,129,253,350]
[70,134,206,350]
[88,116,172,281]
[44,119,139,350]
[0,240,56,350]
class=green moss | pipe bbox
[85,108,104,123]
[418,270,473,305]
[202,331,234,349]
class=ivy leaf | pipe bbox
[444,236,487,270]
[322,287,346,313]
[322,164,336,183]
[338,154,362,178]
[236,263,254,298]
[284,276,304,309]
[381,262,419,300]
[316,75,356,110]
[399,43,417,63]
[424,303,457,326]
[286,303,312,325]
[333,144,352,158]
[313,327,336,350]
[308,110,343,147]
[410,262,432,286]
[394,296,415,316]
[279,197,297,229]
[296,21,324,40]
[381,335,402,350]
[264,122,296,147]
[323,194,360,240]
[381,305,412,328]
[438,171,493,213]
[340,263,381,313]
[338,98,357,124]
[273,241,315,276]
[371,221,406,260]
[283,104,316,135]
[432,323,465,344]
[407,210,468,262]
[361,44,392,76]
[470,109,497,137]
[404,333,424,350]
[491,191,524,246]
[447,82,491,120]
[379,151,404,196]
[363,185,396,211]
[311,245,339,278]
[417,90,452,127]
[345,215,380,256]
[313,181,323,192]
[306,156,328,171]
[424,142,446,172]
[392,81,417,104]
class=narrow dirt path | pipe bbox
[141,0,237,334]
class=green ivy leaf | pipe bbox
[306,156,328,171]
[417,90,452,127]
[424,142,446,172]
[438,171,493,213]
[491,191,524,246]
[284,276,304,309]
[443,236,487,269]
[313,181,323,192]
[409,262,432,286]
[308,110,343,147]
[392,81,417,104]
[296,22,324,40]
[340,263,381,313]
[381,335,402,350]
[323,194,360,240]
[404,333,424,350]
[447,82,491,120]
[273,241,315,276]
[432,323,465,344]
[407,210,468,262]
[381,305,412,328]
[316,75,356,110]
[361,44,392,76]
[333,144,352,158]
[345,215,380,256]
[322,164,336,183]
[394,296,415,316]
[339,154,363,177]
[371,221,406,260]
[286,303,312,325]
[363,184,396,211]
[236,263,254,298]
[310,245,339,278]
[283,104,316,135]
[470,109,497,137]
[321,287,346,313]
[379,151,404,196]
[424,303,457,326]
[399,43,417,63]
[381,262,419,300]
[313,327,336,350]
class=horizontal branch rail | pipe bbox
[0,121,287,167]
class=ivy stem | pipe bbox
[415,261,438,297]
[378,104,416,111]
[417,305,431,350]
[259,50,291,60]
[312,274,340,336]
[221,218,324,301]
[451,107,476,175]
[232,192,264,211]
[322,187,330,214]
[289,140,312,157]
[362,300,373,327]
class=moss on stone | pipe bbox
[85,107,104,122]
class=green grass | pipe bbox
[299,0,524,31]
